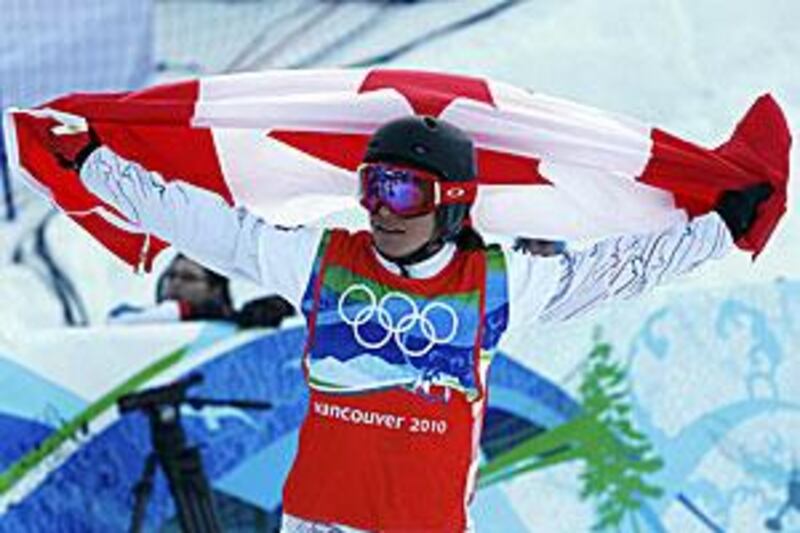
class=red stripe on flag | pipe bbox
[73,215,168,273]
[46,80,199,125]
[14,115,89,211]
[14,114,168,268]
[713,95,790,255]
[268,131,370,172]
[639,94,791,256]
[476,148,548,185]
[360,69,495,117]
[639,129,728,218]
[24,79,232,268]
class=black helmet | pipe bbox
[364,115,476,241]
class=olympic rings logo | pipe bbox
[337,284,459,358]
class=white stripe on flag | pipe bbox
[211,128,359,225]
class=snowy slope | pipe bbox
[3,0,797,327]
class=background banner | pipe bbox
[0,279,798,532]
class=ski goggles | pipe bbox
[358,163,476,217]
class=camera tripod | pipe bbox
[117,373,272,533]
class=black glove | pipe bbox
[714,182,773,241]
[29,120,101,171]
[54,127,101,171]
[234,295,296,329]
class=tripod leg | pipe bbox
[163,446,223,533]
[130,453,159,533]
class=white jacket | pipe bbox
[80,146,733,335]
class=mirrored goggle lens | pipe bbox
[359,165,436,216]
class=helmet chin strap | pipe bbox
[376,235,446,278]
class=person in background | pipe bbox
[109,253,294,328]
[108,252,291,533]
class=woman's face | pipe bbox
[369,205,437,259]
[158,257,218,306]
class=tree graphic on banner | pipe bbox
[479,332,663,531]
[578,335,663,531]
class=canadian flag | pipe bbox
[3,68,791,270]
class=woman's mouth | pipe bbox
[374,222,405,235]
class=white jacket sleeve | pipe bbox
[80,147,323,308]
[505,212,734,329]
